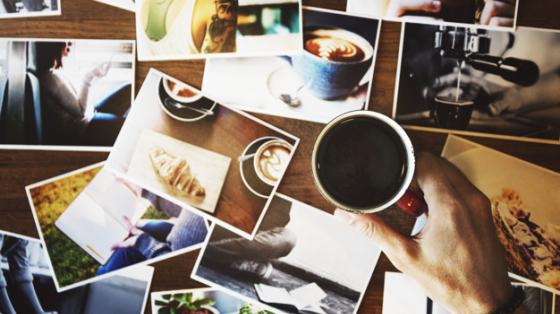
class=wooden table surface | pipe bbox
[1,0,559,313]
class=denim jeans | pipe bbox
[0,235,33,288]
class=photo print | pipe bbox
[25,163,208,291]
[0,229,154,314]
[192,194,381,314]
[0,38,135,150]
[93,0,134,11]
[382,272,556,314]
[393,24,560,144]
[202,6,381,124]
[346,0,518,30]
[152,287,276,314]
[0,0,60,19]
[135,0,303,61]
[413,135,560,293]
[106,69,299,239]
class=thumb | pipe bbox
[335,209,417,271]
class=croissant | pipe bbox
[149,147,206,198]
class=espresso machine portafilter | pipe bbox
[434,26,540,86]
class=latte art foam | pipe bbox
[305,36,365,62]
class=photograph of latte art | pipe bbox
[438,135,560,293]
[202,6,381,123]
[107,69,299,238]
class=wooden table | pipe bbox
[1,0,559,313]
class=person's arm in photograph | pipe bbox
[336,153,528,314]
[192,0,238,53]
[42,72,88,118]
[479,0,516,27]
[490,69,560,115]
[386,0,441,18]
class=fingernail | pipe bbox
[432,0,441,9]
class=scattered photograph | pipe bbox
[202,7,380,124]
[0,38,135,150]
[93,0,134,11]
[346,0,518,29]
[192,193,381,314]
[135,0,303,61]
[382,272,556,314]
[106,69,299,239]
[25,162,208,291]
[152,287,276,314]
[0,229,154,314]
[0,0,60,19]
[434,135,559,293]
[393,24,560,144]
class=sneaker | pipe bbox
[229,260,273,280]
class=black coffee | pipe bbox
[315,117,408,209]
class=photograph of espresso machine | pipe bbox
[395,24,560,142]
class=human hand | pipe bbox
[480,0,516,27]
[386,0,442,17]
[335,153,514,313]
[110,216,142,250]
[91,62,111,78]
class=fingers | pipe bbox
[480,1,515,25]
[335,209,418,271]
[389,0,442,17]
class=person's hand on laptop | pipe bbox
[336,153,520,313]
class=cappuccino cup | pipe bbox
[163,78,203,104]
[312,111,426,216]
[254,139,292,186]
[291,27,374,100]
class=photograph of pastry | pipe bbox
[152,287,276,314]
[346,0,518,29]
[382,272,556,314]
[0,0,60,18]
[202,7,380,124]
[135,0,303,61]
[0,38,135,150]
[25,163,208,291]
[0,229,154,314]
[393,24,560,144]
[107,69,299,239]
[434,135,560,293]
[192,194,381,314]
[93,0,134,11]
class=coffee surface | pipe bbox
[166,80,197,98]
[316,117,407,209]
[257,144,291,183]
[305,32,365,62]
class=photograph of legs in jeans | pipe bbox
[0,235,54,314]
[195,194,381,314]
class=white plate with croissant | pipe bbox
[126,129,231,213]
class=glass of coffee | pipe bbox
[312,111,425,216]
[433,96,475,130]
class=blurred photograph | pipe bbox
[106,69,299,239]
[346,0,518,29]
[431,135,559,293]
[0,229,154,314]
[135,0,303,61]
[202,7,380,123]
[393,24,560,144]
[192,194,381,314]
[0,0,60,18]
[152,287,276,314]
[382,272,555,314]
[26,163,208,291]
[93,0,134,11]
[0,38,135,150]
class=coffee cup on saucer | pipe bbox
[253,139,292,187]
[291,26,374,100]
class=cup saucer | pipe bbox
[158,79,217,122]
[239,136,281,199]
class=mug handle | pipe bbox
[396,190,427,217]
